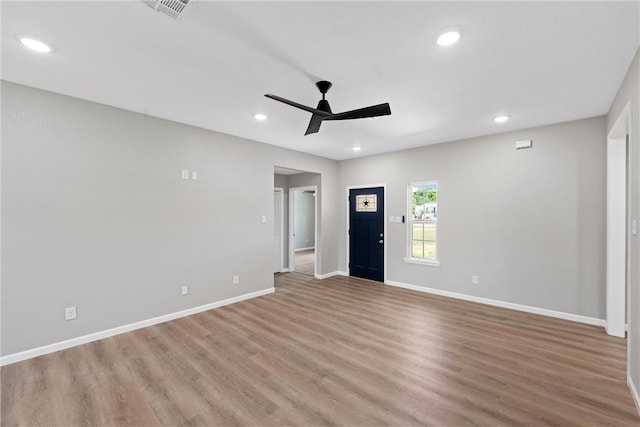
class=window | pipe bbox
[405,181,439,266]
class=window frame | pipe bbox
[404,180,440,267]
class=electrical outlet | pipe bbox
[65,306,77,321]
[472,275,479,285]
[233,275,240,285]
[181,285,189,295]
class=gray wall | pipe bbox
[607,49,639,396]
[294,191,315,250]
[274,174,288,189]
[1,81,339,356]
[339,116,606,319]
[1,75,627,377]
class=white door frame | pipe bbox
[289,185,318,277]
[274,187,284,273]
[606,100,631,338]
[345,183,387,283]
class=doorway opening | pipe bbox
[290,186,317,276]
[274,167,320,277]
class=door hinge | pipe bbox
[348,263,351,268]
[348,196,350,202]
[348,229,350,235]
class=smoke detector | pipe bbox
[141,0,190,19]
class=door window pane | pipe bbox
[356,194,377,212]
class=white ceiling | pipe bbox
[2,1,639,160]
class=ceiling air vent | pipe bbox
[141,0,190,19]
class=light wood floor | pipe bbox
[2,273,639,426]
[294,249,315,276]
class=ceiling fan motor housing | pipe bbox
[316,99,332,113]
[316,80,333,95]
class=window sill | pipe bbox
[403,257,440,267]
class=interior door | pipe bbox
[274,189,283,273]
[349,187,384,282]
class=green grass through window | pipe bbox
[412,223,436,259]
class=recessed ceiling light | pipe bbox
[436,28,461,47]
[254,113,268,121]
[352,146,362,152]
[19,36,53,53]
[494,115,509,123]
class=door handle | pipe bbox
[379,239,384,244]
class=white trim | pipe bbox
[629,375,640,416]
[0,288,275,366]
[385,279,606,327]
[403,257,440,267]
[294,246,315,252]
[345,183,387,282]
[606,129,628,337]
[315,270,348,280]
[280,268,290,273]
[606,100,634,408]
[606,100,634,381]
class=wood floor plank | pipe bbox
[293,249,315,276]
[2,272,639,426]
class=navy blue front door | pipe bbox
[349,187,384,282]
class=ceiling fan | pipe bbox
[265,80,391,135]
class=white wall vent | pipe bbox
[141,0,190,19]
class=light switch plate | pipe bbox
[261,215,267,224]
[632,219,638,236]
[181,285,188,295]
[181,170,189,180]
[191,171,198,180]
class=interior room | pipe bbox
[274,168,320,277]
[2,1,639,425]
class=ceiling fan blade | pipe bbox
[265,94,331,117]
[305,114,324,135]
[324,103,391,121]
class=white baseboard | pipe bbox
[630,376,640,416]
[315,270,348,280]
[279,268,290,273]
[385,280,606,327]
[0,287,275,367]
[294,247,315,252]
